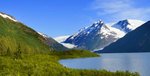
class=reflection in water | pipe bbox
[59,53,150,76]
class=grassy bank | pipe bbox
[0,49,140,76]
[50,49,99,59]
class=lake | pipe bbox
[59,53,150,76]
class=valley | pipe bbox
[1,0,150,76]
[0,12,140,76]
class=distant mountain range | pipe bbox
[56,19,144,51]
[1,12,149,53]
[97,21,150,53]
[0,12,67,54]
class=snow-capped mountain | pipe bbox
[63,19,145,51]
[112,19,144,33]
[64,20,125,50]
[0,12,18,22]
[54,36,76,49]
[99,21,150,53]
[54,36,70,43]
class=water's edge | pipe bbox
[59,53,150,76]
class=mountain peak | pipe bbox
[112,19,144,33]
[94,19,104,24]
[121,19,131,24]
[64,19,145,51]
[93,20,104,27]
[0,12,18,22]
[100,20,150,53]
[64,19,126,50]
[80,20,106,35]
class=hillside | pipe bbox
[0,12,68,55]
[0,14,50,55]
[38,32,68,51]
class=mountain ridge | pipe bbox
[38,32,68,51]
[62,19,144,51]
[0,12,18,22]
[0,12,67,55]
[112,19,144,33]
[98,21,150,53]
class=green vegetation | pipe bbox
[0,15,140,76]
[50,49,99,59]
[0,16,50,55]
[0,49,140,76]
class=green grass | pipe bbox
[0,49,140,76]
[0,16,50,55]
[50,49,99,59]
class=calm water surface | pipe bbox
[59,53,150,76]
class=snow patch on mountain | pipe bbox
[61,43,76,49]
[54,35,76,49]
[54,35,70,43]
[99,25,126,39]
[38,32,49,38]
[127,19,144,29]
[106,22,115,26]
[0,12,18,22]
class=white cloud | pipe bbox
[92,0,150,21]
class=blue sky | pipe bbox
[0,0,150,37]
